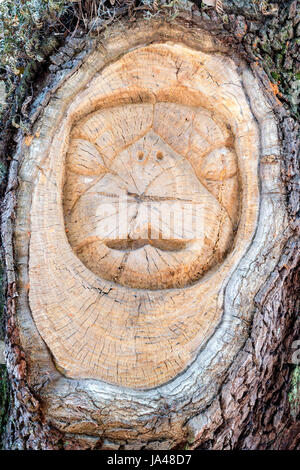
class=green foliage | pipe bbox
[289,366,300,418]
[0,0,69,74]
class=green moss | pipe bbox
[0,161,6,185]
[0,0,69,73]
[0,365,8,448]
[271,71,280,81]
[0,0,77,140]
[288,366,300,418]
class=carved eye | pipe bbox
[156,151,163,160]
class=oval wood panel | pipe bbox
[28,42,260,389]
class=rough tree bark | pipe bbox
[0,0,299,450]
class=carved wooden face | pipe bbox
[64,104,238,289]
[28,42,262,389]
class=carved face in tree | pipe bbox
[25,38,279,393]
[64,104,238,290]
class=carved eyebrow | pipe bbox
[71,103,154,150]
[153,103,232,158]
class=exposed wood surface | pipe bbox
[65,103,237,290]
[27,42,262,389]
[1,13,297,449]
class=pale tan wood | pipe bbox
[25,42,262,389]
[13,21,284,443]
[64,103,237,290]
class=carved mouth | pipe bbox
[105,238,191,252]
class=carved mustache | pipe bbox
[105,238,191,252]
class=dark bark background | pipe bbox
[0,0,299,450]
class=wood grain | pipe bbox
[64,103,237,290]
[10,17,286,444]
[27,42,260,389]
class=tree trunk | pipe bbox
[0,1,299,450]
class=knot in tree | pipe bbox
[1,3,299,451]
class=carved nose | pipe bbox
[127,206,152,241]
